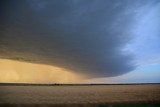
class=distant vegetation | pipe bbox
[0,83,159,86]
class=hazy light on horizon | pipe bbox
[0,59,84,84]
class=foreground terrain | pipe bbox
[0,84,160,106]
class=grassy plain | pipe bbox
[0,84,160,106]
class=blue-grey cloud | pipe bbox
[0,0,157,77]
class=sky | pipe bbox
[0,0,160,83]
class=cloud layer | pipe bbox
[1,0,157,77]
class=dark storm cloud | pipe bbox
[0,0,157,77]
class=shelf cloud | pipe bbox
[1,0,157,77]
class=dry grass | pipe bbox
[0,85,160,105]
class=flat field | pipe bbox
[0,84,160,106]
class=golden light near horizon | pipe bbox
[0,59,85,84]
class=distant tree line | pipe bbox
[0,83,159,86]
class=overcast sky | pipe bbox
[0,0,160,83]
